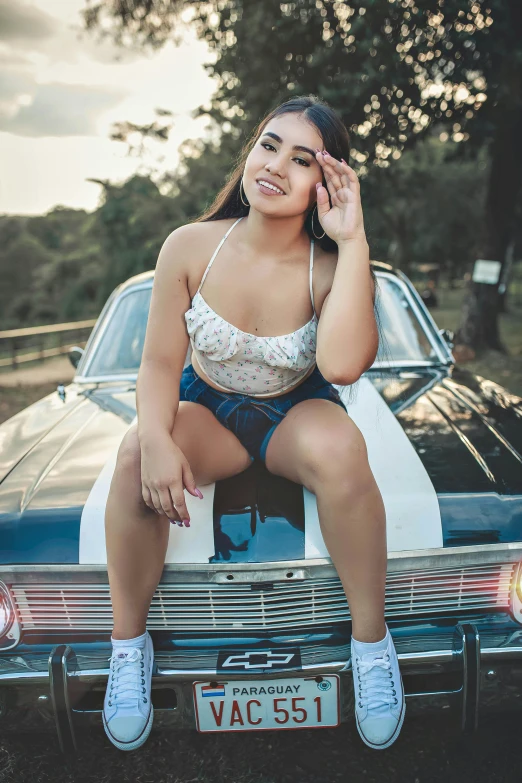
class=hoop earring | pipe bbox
[311,204,325,239]
[239,175,249,207]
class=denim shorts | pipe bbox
[179,363,347,464]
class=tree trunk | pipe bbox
[455,29,522,353]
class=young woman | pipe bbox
[102,95,405,752]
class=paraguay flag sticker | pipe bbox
[201,683,226,698]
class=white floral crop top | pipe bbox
[184,216,318,398]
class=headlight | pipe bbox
[512,563,522,625]
[0,583,18,647]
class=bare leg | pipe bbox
[310,468,387,643]
[265,399,388,644]
[105,428,171,640]
[105,405,254,640]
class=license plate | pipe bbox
[193,676,340,732]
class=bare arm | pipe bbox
[313,150,378,385]
[136,225,195,449]
[315,237,378,385]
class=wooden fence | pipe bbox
[0,319,96,370]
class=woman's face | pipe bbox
[243,113,324,217]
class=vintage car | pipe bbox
[1,262,521,751]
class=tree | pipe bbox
[82,0,522,354]
[87,174,180,304]
[363,132,488,277]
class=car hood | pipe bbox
[0,368,521,565]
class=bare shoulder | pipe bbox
[159,218,238,287]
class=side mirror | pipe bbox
[438,328,455,350]
[68,346,84,369]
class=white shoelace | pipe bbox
[107,647,146,709]
[355,652,398,711]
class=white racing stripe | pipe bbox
[79,416,217,564]
[80,379,443,565]
[304,377,443,558]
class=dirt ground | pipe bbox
[0,710,520,783]
[0,356,75,425]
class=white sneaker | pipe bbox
[103,631,154,751]
[351,628,406,750]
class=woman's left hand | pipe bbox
[314,150,366,245]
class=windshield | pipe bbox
[82,274,440,377]
[374,276,439,363]
[86,287,152,376]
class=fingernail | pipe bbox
[324,150,330,157]
[182,519,190,527]
[195,489,203,499]
[177,520,183,527]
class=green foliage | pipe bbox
[81,0,522,163]
[0,133,491,329]
[364,133,489,276]
[81,0,522,352]
[2,0,520,344]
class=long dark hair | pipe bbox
[194,95,346,251]
[194,95,389,392]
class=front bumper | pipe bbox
[1,619,522,752]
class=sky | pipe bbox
[0,0,216,216]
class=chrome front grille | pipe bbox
[10,563,515,633]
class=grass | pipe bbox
[428,285,522,397]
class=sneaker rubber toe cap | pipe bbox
[106,715,149,744]
[359,715,400,745]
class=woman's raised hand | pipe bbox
[314,149,367,246]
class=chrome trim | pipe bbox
[455,626,467,730]
[7,562,516,633]
[1,646,522,688]
[474,625,481,726]
[2,541,522,584]
[368,360,448,368]
[74,374,138,384]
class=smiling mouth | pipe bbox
[256,179,286,195]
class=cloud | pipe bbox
[0,82,128,137]
[0,67,34,103]
[0,1,137,137]
[0,1,54,42]
[0,0,141,67]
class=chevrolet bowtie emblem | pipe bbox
[222,651,295,669]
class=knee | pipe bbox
[108,426,155,515]
[303,423,373,494]
[114,424,142,481]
